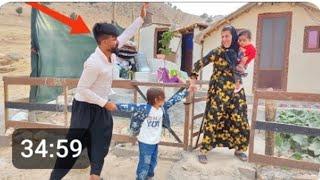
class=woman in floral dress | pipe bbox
[189,25,250,163]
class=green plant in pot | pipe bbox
[157,31,174,60]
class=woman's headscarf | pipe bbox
[221,25,239,69]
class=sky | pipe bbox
[171,2,247,16]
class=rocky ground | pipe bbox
[0,141,319,180]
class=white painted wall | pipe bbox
[192,28,203,65]
[170,36,182,67]
[138,24,158,67]
[286,5,320,94]
[200,3,320,95]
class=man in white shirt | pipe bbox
[50,3,148,180]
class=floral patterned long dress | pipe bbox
[191,47,250,153]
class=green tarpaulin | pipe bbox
[30,9,125,103]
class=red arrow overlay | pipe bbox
[26,2,90,34]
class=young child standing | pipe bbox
[116,88,188,180]
[234,29,257,92]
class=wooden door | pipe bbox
[254,12,292,91]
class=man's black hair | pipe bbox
[92,23,120,44]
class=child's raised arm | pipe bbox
[163,89,189,110]
[116,103,147,113]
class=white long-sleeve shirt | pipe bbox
[74,17,144,107]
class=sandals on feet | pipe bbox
[198,154,208,164]
[234,151,248,161]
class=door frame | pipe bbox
[253,11,292,92]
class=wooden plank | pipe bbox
[134,86,147,102]
[2,76,135,89]
[192,131,200,137]
[2,76,211,90]
[248,94,259,161]
[133,89,138,103]
[4,82,9,130]
[158,141,184,147]
[112,80,135,89]
[184,91,193,151]
[2,76,77,87]
[6,101,132,118]
[255,121,320,136]
[190,93,195,148]
[255,90,320,102]
[265,97,276,156]
[166,127,183,143]
[111,134,184,147]
[250,153,320,171]
[6,121,65,129]
[193,97,207,103]
[131,81,187,88]
[192,113,204,121]
[5,102,69,112]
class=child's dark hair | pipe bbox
[239,29,252,40]
[146,88,165,105]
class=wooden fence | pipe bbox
[2,76,209,150]
[4,76,320,170]
[248,90,320,171]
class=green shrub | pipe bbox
[275,109,320,162]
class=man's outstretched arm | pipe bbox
[117,3,148,48]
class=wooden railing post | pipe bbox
[3,81,8,130]
[248,91,259,162]
[265,88,276,156]
[134,88,138,103]
[189,92,195,150]
[184,90,193,151]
